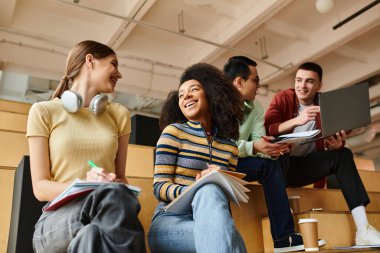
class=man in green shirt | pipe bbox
[223,56,324,252]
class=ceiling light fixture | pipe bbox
[315,0,334,13]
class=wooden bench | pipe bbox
[262,210,380,252]
[1,99,380,252]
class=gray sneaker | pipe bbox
[356,224,380,245]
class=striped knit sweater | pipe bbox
[153,121,239,202]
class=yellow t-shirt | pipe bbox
[26,98,131,183]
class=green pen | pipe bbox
[88,160,98,168]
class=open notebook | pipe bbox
[165,170,250,214]
[43,179,141,212]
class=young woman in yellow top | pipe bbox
[27,40,145,253]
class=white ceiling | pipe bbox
[0,0,380,161]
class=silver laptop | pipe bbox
[319,82,371,138]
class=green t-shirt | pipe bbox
[237,100,271,159]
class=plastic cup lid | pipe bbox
[298,218,318,224]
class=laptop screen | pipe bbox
[319,83,371,138]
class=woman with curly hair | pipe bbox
[148,63,247,253]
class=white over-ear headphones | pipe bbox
[60,90,108,116]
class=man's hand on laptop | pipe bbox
[324,130,347,150]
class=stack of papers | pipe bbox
[270,130,321,144]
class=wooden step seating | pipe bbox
[0,144,156,253]
[0,100,158,252]
[355,170,380,193]
[0,170,158,253]
[2,164,380,253]
[318,248,380,252]
[262,210,380,252]
[0,100,31,114]
[261,184,380,252]
[0,167,15,253]
[231,184,380,253]
[0,131,29,168]
[2,99,380,253]
[0,111,28,133]
[0,101,30,169]
[286,186,380,212]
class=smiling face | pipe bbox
[294,69,322,105]
[90,54,122,93]
[178,79,210,123]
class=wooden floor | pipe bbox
[319,248,380,252]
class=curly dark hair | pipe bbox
[160,63,243,140]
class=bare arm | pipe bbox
[28,136,70,202]
[114,134,130,184]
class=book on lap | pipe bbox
[43,179,141,212]
[164,170,250,214]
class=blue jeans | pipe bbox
[148,184,247,253]
[237,157,294,242]
[33,184,146,253]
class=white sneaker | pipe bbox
[356,224,380,245]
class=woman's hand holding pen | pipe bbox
[253,136,290,157]
[87,161,116,182]
[87,167,116,182]
[196,164,220,181]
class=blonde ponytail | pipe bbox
[52,75,70,99]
